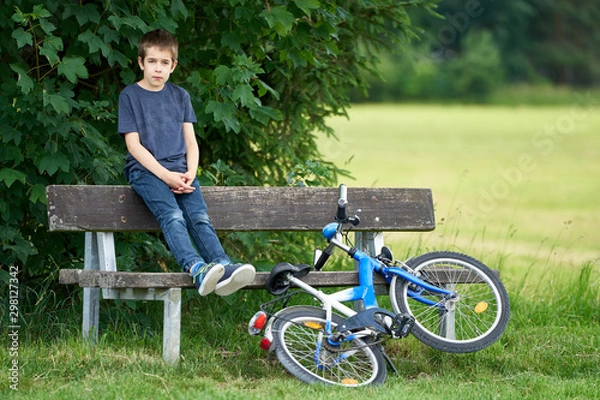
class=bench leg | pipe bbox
[439,283,456,340]
[160,288,181,366]
[83,232,100,343]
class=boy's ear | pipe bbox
[137,56,144,70]
[171,59,178,72]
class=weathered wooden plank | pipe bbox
[59,269,386,289]
[59,268,496,289]
[46,185,435,232]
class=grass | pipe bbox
[3,101,600,398]
[2,268,599,398]
[320,102,600,286]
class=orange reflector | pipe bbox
[474,302,488,313]
[303,321,324,330]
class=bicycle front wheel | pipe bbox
[390,251,510,353]
[271,306,387,386]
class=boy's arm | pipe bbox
[182,122,199,182]
[124,132,195,193]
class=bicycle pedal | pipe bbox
[390,314,414,339]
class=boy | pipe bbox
[118,29,255,296]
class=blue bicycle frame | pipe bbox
[321,222,455,311]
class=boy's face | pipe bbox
[137,46,177,91]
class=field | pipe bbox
[3,103,599,398]
[320,102,600,289]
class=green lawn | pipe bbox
[3,103,599,398]
[319,103,600,289]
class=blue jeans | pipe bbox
[129,169,231,272]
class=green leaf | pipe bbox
[11,28,33,48]
[261,6,295,36]
[99,25,119,44]
[37,152,70,176]
[29,184,47,205]
[78,30,111,56]
[233,84,259,108]
[221,31,241,52]
[42,91,71,114]
[73,4,101,25]
[10,63,34,94]
[295,0,321,16]
[0,125,22,146]
[108,15,148,32]
[11,7,28,26]
[58,56,88,84]
[4,235,38,264]
[108,50,128,68]
[32,4,52,19]
[0,144,24,167]
[256,79,280,100]
[0,168,27,188]
[205,101,240,133]
[171,0,189,19]
[206,100,234,120]
[213,65,232,85]
[39,18,57,35]
[249,106,283,125]
[39,36,63,66]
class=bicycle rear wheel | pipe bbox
[271,306,387,386]
[390,251,510,353]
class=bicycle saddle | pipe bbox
[265,262,311,295]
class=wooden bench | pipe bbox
[48,185,436,365]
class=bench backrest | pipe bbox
[46,185,435,232]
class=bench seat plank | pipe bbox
[46,185,435,232]
[59,269,386,289]
[59,268,493,289]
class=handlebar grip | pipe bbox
[314,249,332,271]
[336,184,348,222]
[339,184,347,203]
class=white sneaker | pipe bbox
[191,262,225,296]
[214,263,256,296]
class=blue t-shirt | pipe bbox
[118,82,197,181]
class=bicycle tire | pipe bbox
[389,251,510,353]
[271,306,387,386]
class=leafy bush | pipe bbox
[1,0,437,278]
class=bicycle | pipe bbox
[247,184,510,386]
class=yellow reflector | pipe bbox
[303,321,323,330]
[474,302,488,313]
[342,378,359,385]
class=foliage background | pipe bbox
[358,0,600,102]
[0,1,598,396]
[0,0,438,291]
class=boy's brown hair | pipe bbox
[138,29,178,61]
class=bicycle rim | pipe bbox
[271,306,387,386]
[390,251,510,353]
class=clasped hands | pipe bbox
[163,171,196,194]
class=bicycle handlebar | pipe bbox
[314,184,361,271]
[335,184,348,222]
[313,246,332,271]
